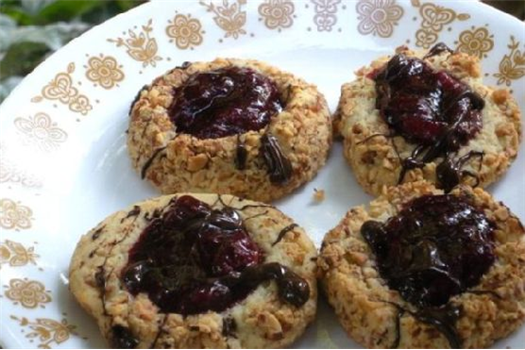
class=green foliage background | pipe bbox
[0,0,145,103]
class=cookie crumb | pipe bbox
[313,188,325,202]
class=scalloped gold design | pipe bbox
[31,63,93,115]
[200,0,247,39]
[455,26,494,59]
[494,36,525,87]
[84,55,125,89]
[259,0,295,32]
[166,13,204,50]
[0,240,39,269]
[412,1,470,49]
[108,19,163,68]
[311,0,342,32]
[10,315,81,348]
[4,278,51,309]
[14,112,68,152]
[0,143,42,188]
[0,198,33,231]
[356,0,403,38]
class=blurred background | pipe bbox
[0,0,523,103]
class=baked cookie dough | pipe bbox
[318,181,525,348]
[69,193,317,348]
[334,43,522,196]
[128,58,332,202]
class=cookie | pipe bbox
[318,181,525,348]
[128,58,332,202]
[69,193,317,348]
[334,43,521,196]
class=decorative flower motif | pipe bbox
[85,55,125,89]
[11,315,80,348]
[5,278,52,309]
[166,14,204,50]
[456,26,494,59]
[0,143,42,188]
[311,0,342,32]
[494,36,525,86]
[31,63,92,115]
[0,240,39,268]
[108,19,163,68]
[14,112,68,152]
[356,0,404,38]
[259,0,295,31]
[0,198,33,231]
[200,0,247,39]
[412,2,468,49]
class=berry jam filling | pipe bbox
[121,195,309,315]
[361,194,495,308]
[374,53,484,150]
[168,67,283,139]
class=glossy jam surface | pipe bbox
[361,194,495,307]
[121,196,310,315]
[374,54,484,151]
[169,67,282,139]
[122,195,263,315]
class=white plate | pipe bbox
[1,0,524,348]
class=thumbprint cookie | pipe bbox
[318,181,525,348]
[128,58,332,202]
[69,193,317,348]
[334,43,521,196]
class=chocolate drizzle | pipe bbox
[362,194,496,348]
[423,42,455,59]
[235,135,248,170]
[91,225,105,241]
[168,66,282,139]
[368,43,486,192]
[129,84,149,116]
[120,195,309,315]
[386,301,462,349]
[436,151,484,192]
[260,133,292,184]
[121,206,141,223]
[140,146,167,179]
[272,223,298,246]
[111,325,139,349]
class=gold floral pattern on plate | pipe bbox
[108,19,162,68]
[10,315,82,349]
[31,63,93,115]
[455,26,494,59]
[494,36,525,87]
[84,55,125,89]
[0,240,39,269]
[411,0,470,49]
[356,0,403,38]
[166,13,204,50]
[0,143,42,188]
[200,0,247,40]
[258,0,295,32]
[0,198,33,231]
[4,278,51,309]
[311,0,342,32]
[14,112,68,152]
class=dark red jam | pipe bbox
[374,53,484,151]
[168,67,283,139]
[361,194,495,308]
[121,195,309,315]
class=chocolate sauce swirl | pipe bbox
[361,194,496,348]
[370,43,486,191]
[168,67,282,139]
[121,195,309,316]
